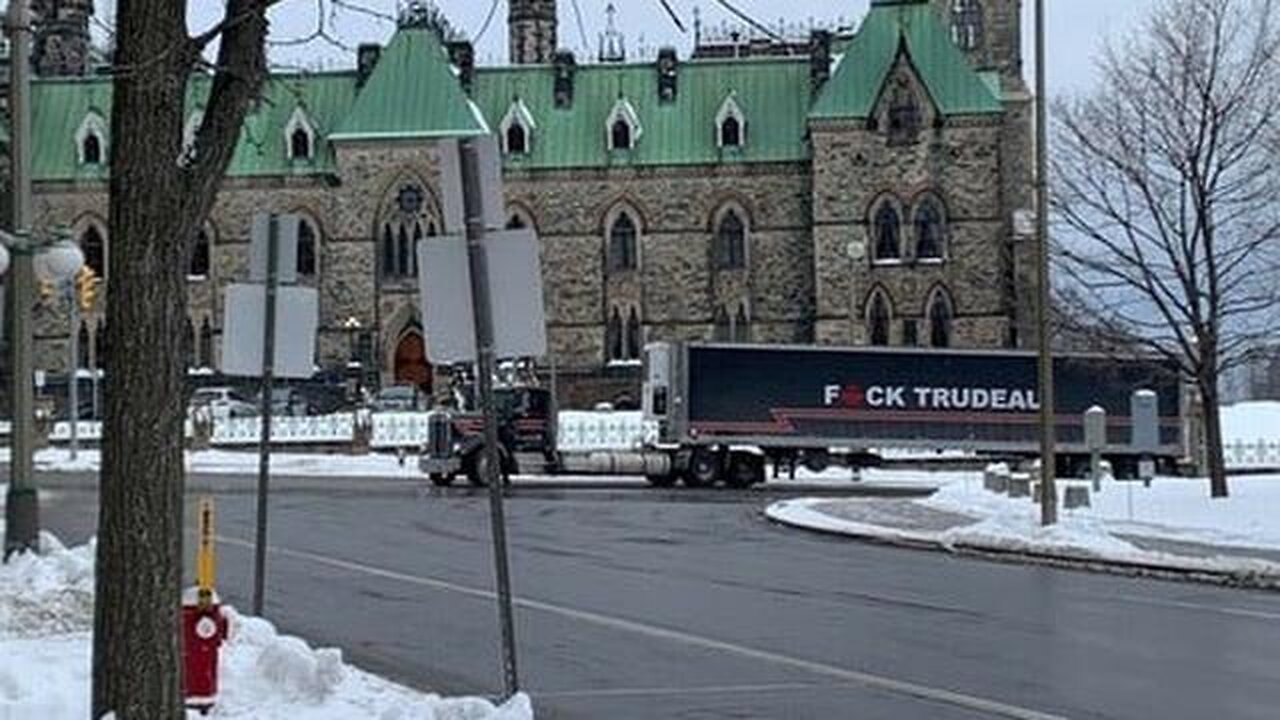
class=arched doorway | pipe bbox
[394,330,432,391]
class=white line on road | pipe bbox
[1116,595,1280,622]
[218,534,1069,720]
[536,681,842,699]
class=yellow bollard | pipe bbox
[195,497,216,607]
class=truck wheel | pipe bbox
[465,447,512,487]
[429,473,456,487]
[726,452,765,489]
[684,448,721,488]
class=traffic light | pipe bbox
[75,265,100,312]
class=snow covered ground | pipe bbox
[0,533,533,719]
[768,469,1280,579]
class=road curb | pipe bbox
[763,507,1280,592]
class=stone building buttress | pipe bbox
[509,0,557,65]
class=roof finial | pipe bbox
[599,2,626,63]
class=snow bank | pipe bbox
[0,537,534,720]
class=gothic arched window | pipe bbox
[626,308,642,360]
[297,219,317,277]
[928,287,954,348]
[95,320,107,370]
[611,118,633,151]
[951,0,985,51]
[78,323,91,370]
[200,317,215,367]
[189,229,211,278]
[872,201,901,262]
[290,127,312,160]
[720,116,742,148]
[733,303,751,343]
[381,184,435,279]
[914,197,946,260]
[506,123,528,155]
[607,307,624,361]
[82,134,102,165]
[713,209,747,270]
[868,290,892,346]
[713,306,731,342]
[607,212,638,273]
[82,226,106,278]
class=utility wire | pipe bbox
[712,0,781,40]
[569,0,591,51]
[474,0,502,44]
[655,0,687,33]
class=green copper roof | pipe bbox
[811,0,1003,119]
[472,57,811,170]
[330,28,486,140]
[30,72,356,181]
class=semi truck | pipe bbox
[420,342,1187,487]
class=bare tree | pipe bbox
[93,1,275,717]
[1051,0,1280,498]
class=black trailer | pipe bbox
[641,342,1186,486]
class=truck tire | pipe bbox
[429,473,456,487]
[465,446,512,487]
[725,452,765,488]
[684,448,722,488]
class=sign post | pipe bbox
[220,212,317,617]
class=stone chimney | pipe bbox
[448,41,476,94]
[656,47,678,103]
[509,0,557,65]
[553,50,577,108]
[356,43,381,89]
[32,0,94,77]
[809,30,833,95]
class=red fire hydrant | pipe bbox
[182,587,229,714]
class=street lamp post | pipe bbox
[3,232,85,559]
[341,316,363,402]
[1034,0,1057,526]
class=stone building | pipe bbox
[14,0,1033,406]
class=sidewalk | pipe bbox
[766,476,1280,590]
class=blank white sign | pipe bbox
[220,284,318,379]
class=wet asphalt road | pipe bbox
[36,474,1280,720]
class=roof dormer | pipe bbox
[284,105,317,161]
[500,98,536,155]
[715,93,746,148]
[75,110,108,166]
[606,96,642,151]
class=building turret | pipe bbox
[33,0,95,77]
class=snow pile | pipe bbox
[0,534,95,639]
[0,538,534,720]
[768,468,1280,580]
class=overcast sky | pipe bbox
[80,1,1155,94]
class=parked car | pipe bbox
[189,387,257,419]
[255,387,311,417]
[371,385,425,412]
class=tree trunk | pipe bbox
[91,4,191,717]
[1200,374,1229,498]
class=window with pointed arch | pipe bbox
[94,320,107,370]
[867,289,893,346]
[381,189,437,280]
[78,323,91,370]
[871,200,902,263]
[607,212,638,274]
[927,287,955,348]
[713,209,747,271]
[506,123,529,155]
[720,116,742,148]
[82,134,102,165]
[199,318,215,367]
[914,196,946,261]
[297,218,317,277]
[81,226,106,278]
[611,118,633,151]
[189,229,211,278]
[606,306,625,362]
[290,126,312,160]
[625,307,642,360]
[713,306,732,342]
[733,303,751,343]
[951,0,984,51]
